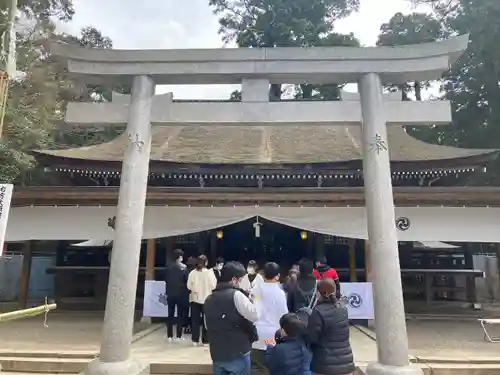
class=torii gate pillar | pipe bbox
[85,75,154,375]
[359,73,420,375]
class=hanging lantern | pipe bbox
[216,230,223,240]
[253,217,262,238]
[300,231,308,240]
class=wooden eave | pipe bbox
[35,152,496,175]
[12,186,500,207]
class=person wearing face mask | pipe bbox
[239,260,264,293]
[212,257,224,281]
[204,261,259,375]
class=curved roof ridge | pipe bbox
[35,124,497,165]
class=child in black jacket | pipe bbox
[265,313,312,375]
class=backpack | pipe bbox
[295,280,317,326]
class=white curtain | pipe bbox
[6,206,500,243]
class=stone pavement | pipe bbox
[0,312,149,352]
[359,319,500,360]
[131,325,378,365]
[407,319,500,359]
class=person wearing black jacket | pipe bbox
[164,248,188,342]
[204,261,259,375]
[288,259,317,313]
[212,257,224,281]
[305,278,355,375]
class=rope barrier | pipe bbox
[0,297,57,325]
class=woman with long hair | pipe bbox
[283,266,299,300]
[187,254,217,345]
[305,278,355,375]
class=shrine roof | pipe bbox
[35,125,496,167]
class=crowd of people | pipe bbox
[164,250,355,375]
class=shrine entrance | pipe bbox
[215,217,309,267]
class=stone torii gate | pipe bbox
[52,35,468,375]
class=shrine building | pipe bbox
[4,90,498,311]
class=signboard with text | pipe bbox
[0,184,13,257]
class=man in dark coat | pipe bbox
[164,248,188,341]
[204,261,259,375]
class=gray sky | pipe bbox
[59,0,422,99]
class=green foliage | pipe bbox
[398,0,500,184]
[12,0,74,20]
[0,21,58,183]
[295,33,359,101]
[210,0,360,101]
[209,0,359,47]
[377,12,447,101]
[0,19,118,184]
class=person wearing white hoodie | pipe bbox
[187,254,217,345]
[250,262,289,375]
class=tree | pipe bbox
[209,0,359,47]
[0,21,60,183]
[0,0,74,52]
[0,22,117,184]
[377,12,447,101]
[51,27,124,148]
[294,32,359,101]
[0,0,74,20]
[209,0,360,100]
[400,0,500,185]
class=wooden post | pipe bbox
[464,243,476,307]
[145,239,156,281]
[315,234,325,261]
[18,241,32,308]
[348,239,357,282]
[210,231,217,262]
[165,236,174,265]
[141,239,157,324]
[496,243,500,281]
[364,239,371,282]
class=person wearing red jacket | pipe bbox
[313,257,341,299]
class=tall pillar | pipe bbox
[18,241,32,308]
[348,239,357,282]
[86,75,154,375]
[364,240,371,282]
[145,239,156,281]
[359,73,422,375]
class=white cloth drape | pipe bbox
[6,206,500,242]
